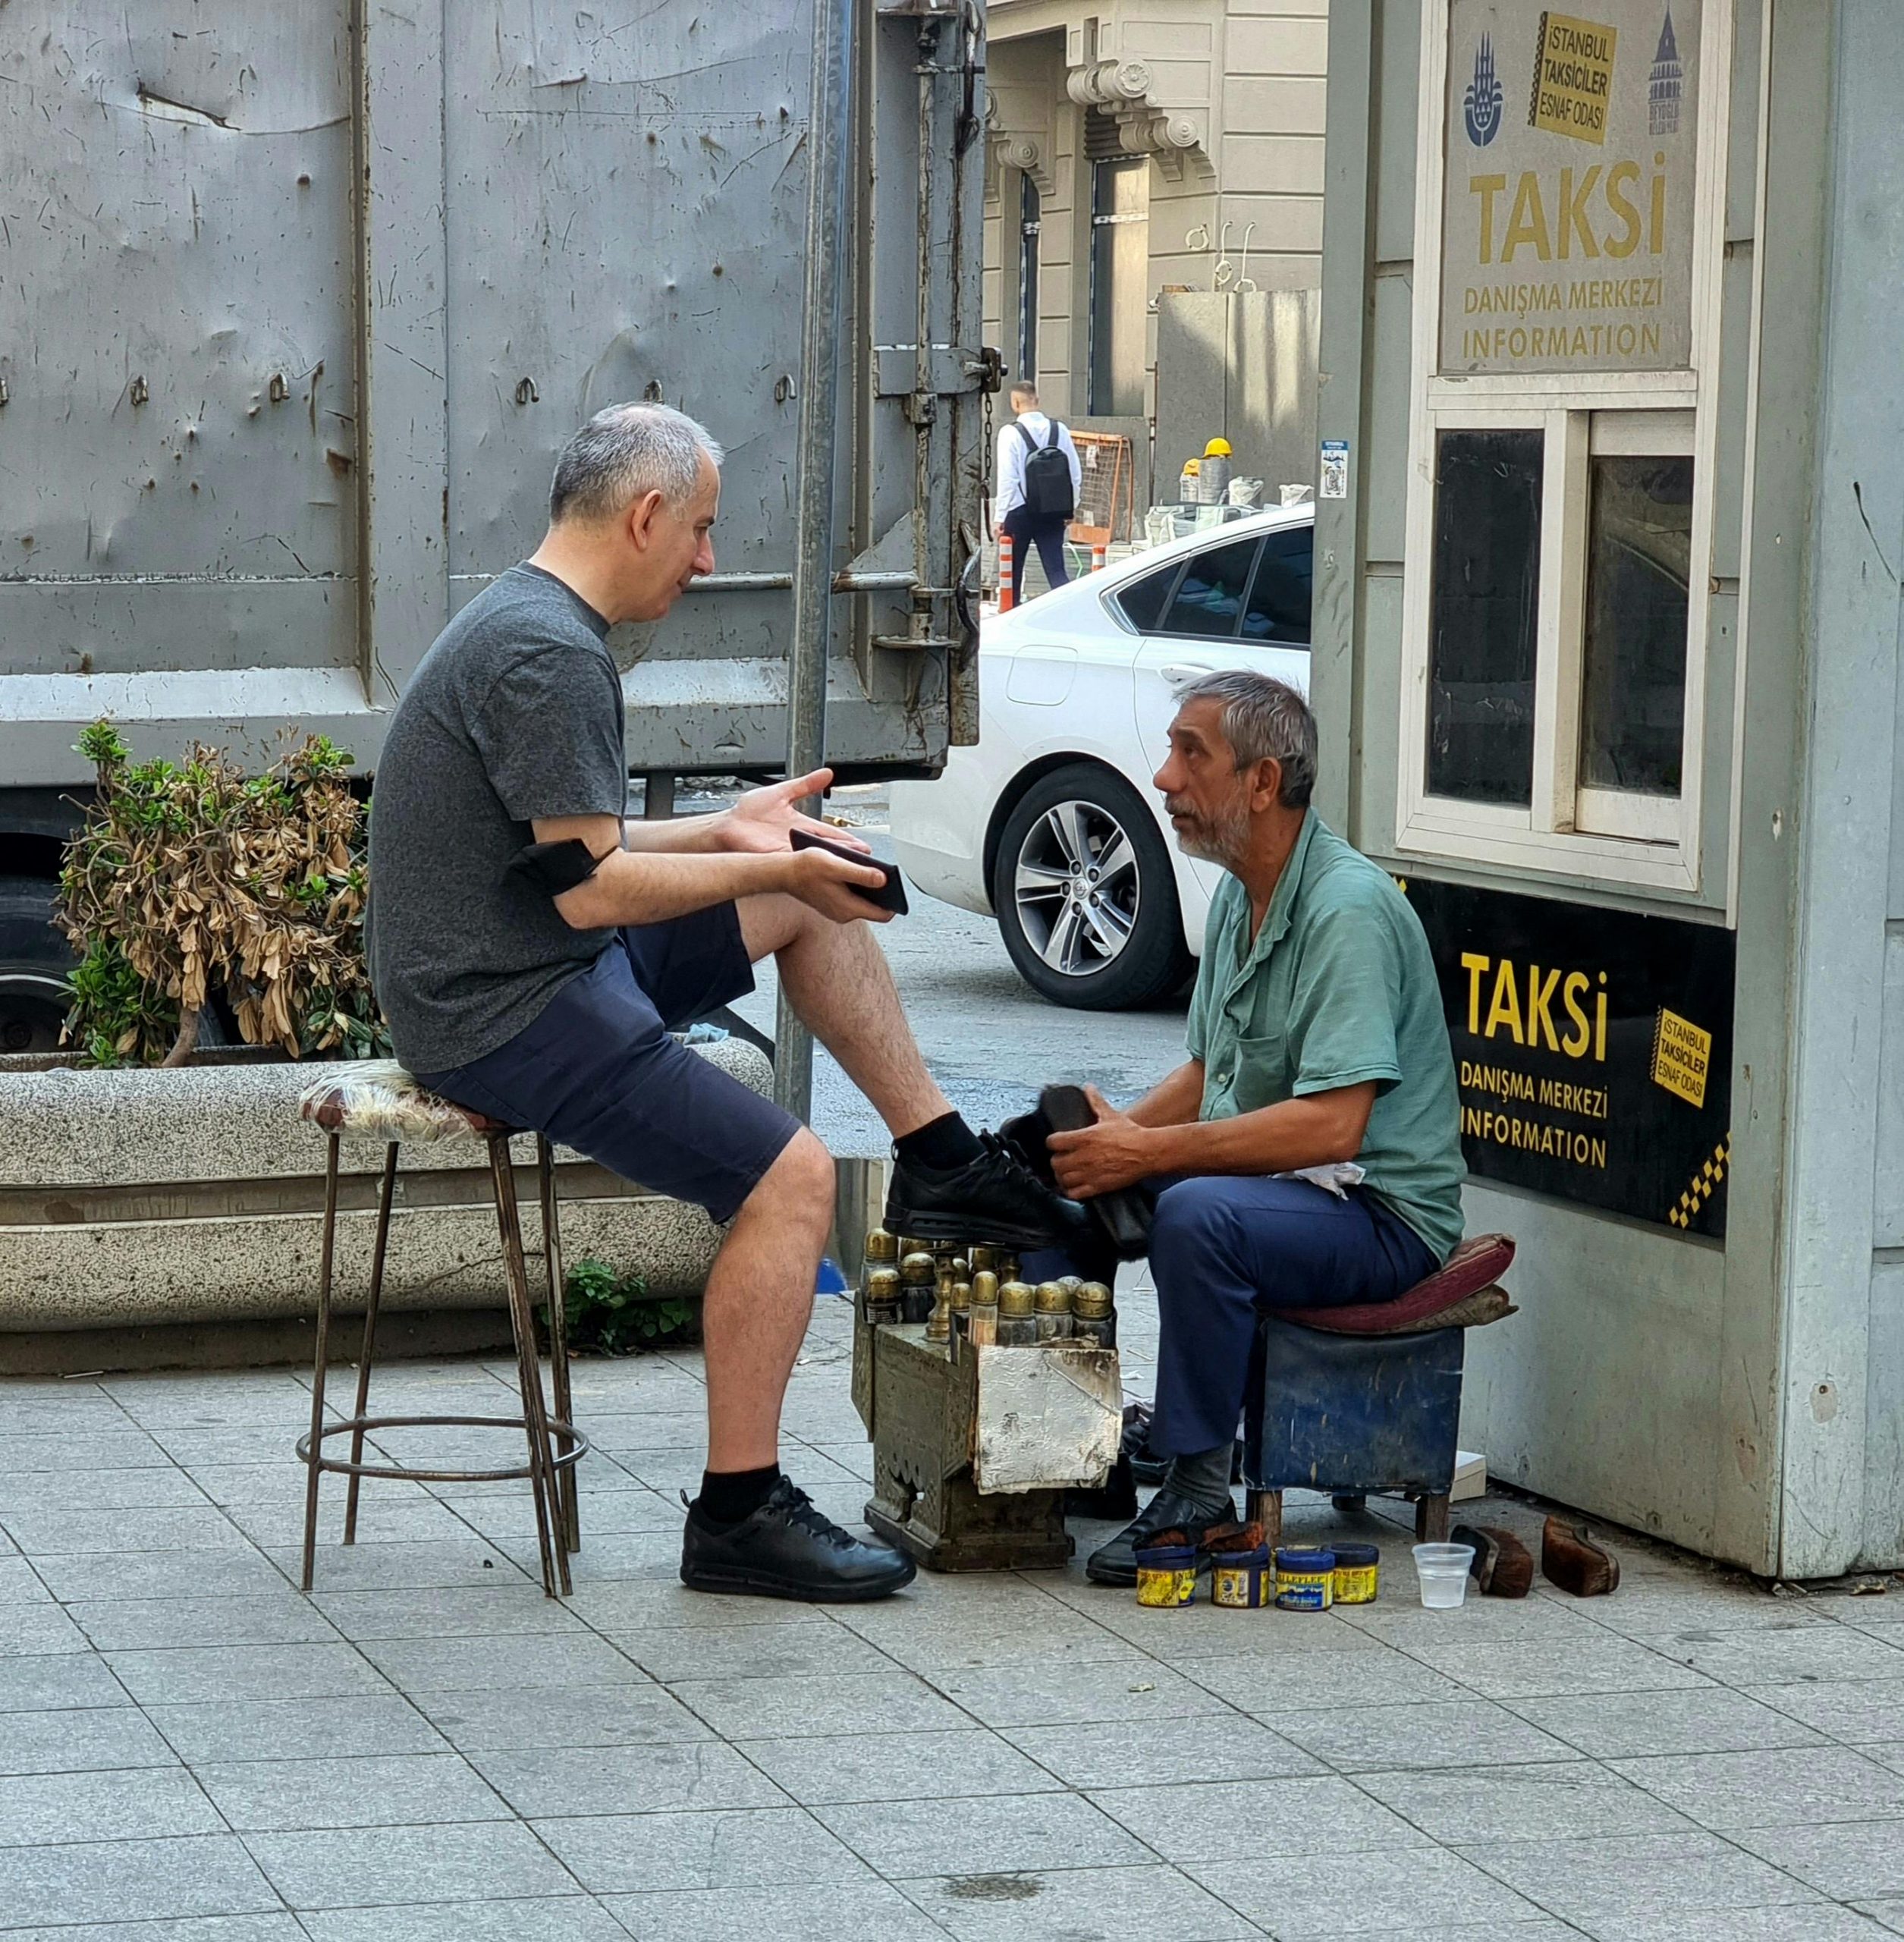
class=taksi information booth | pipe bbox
[1313,0,1904,1576]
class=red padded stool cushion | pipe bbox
[1265,1231,1516,1336]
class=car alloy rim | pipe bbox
[1013,798,1141,977]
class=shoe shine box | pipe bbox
[852,1280,1122,1573]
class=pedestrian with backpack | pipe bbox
[994,382,1082,605]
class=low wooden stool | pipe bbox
[1243,1233,1516,1548]
[295,1062,586,1598]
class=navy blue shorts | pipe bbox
[415,903,801,1224]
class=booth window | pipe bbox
[1581,453,1694,800]
[1426,430,1543,806]
[1089,156,1149,416]
[1016,174,1041,385]
[1415,410,1695,847]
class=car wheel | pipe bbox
[991,763,1190,1010]
[0,876,74,1056]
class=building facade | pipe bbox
[983,1,1328,498]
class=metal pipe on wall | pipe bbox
[774,0,856,1123]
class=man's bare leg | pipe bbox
[737,893,949,1137]
[700,1124,834,1472]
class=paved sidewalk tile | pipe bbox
[606,1878,950,1941]
[1609,1746,1904,1829]
[68,1595,344,1653]
[192,1752,514,1832]
[0,1919,307,1942]
[309,1583,588,1642]
[1001,1714,1323,1789]
[1089,1774,1422,1863]
[0,1653,130,1711]
[532,1803,875,1893]
[816,1787,1153,1878]
[1189,1843,1548,1934]
[0,1768,224,1847]
[105,1643,390,1708]
[665,1668,971,1740]
[1268,1698,1578,1772]
[0,1834,281,1928]
[243,1820,579,1909]
[146,1695,451,1765]
[1358,1760,1697,1843]
[1472,1827,1830,1924]
[470,1739,788,1818]
[736,1726,1068,1805]
[358,1631,649,1693]
[299,1900,630,1941]
[0,1705,179,1777]
[1510,1683,1829,1758]
[903,1864,1265,1940]
[414,1682,712,1753]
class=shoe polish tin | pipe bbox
[1331,1542,1380,1604]
[1133,1543,1199,1608]
[1211,1544,1273,1609]
[1274,1547,1336,1610]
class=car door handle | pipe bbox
[1158,661,1217,683]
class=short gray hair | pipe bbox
[1171,668,1318,808]
[549,403,724,523]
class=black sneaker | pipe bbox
[1084,1488,1239,1587]
[680,1476,916,1603]
[885,1130,1091,1249]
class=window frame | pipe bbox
[1395,0,1735,894]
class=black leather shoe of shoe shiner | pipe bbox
[1085,1488,1239,1588]
[680,1477,916,1603]
[885,1130,1091,1249]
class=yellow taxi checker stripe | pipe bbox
[1670,1136,1733,1228]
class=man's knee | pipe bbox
[1150,1177,1244,1275]
[742,1126,834,1237]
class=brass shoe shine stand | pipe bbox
[852,1230,1123,1570]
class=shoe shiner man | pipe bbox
[1029,671,1465,1585]
[367,403,1076,1601]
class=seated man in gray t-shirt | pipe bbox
[368,402,1078,1604]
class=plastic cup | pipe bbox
[1412,1542,1475,1609]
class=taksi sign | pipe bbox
[1403,879,1735,1238]
[1441,2,1699,376]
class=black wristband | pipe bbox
[506,838,606,898]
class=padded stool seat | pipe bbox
[294,1062,586,1598]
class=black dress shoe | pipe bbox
[885,1130,1091,1249]
[1085,1488,1239,1587]
[680,1477,916,1603]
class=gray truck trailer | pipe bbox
[0,0,988,1052]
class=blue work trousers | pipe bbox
[1027,1176,1436,1460]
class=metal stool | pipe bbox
[295,1063,587,1598]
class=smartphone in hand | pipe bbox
[790,828,910,916]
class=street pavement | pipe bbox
[724,783,1192,1156]
[8,1304,1904,1935]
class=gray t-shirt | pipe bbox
[367,563,626,1073]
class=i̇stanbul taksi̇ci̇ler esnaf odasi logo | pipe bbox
[1465,31,1503,146]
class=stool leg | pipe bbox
[300,1133,341,1594]
[1415,1492,1451,1543]
[344,1142,400,1546]
[538,1135,580,1555]
[489,1133,564,1598]
[1247,1487,1283,1554]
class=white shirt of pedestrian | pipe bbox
[994,412,1083,520]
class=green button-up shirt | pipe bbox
[1184,811,1466,1264]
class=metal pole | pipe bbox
[774,0,855,1122]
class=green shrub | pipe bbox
[549,1257,700,1356]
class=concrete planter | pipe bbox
[0,1042,771,1346]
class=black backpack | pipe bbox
[1015,420,1076,520]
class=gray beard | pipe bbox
[1175,805,1250,872]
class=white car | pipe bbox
[891,504,1313,1009]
